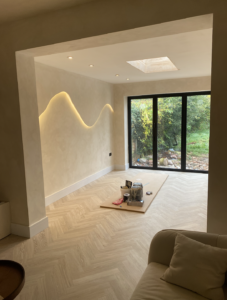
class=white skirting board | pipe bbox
[45,165,115,206]
[11,216,49,238]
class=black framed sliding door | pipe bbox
[129,98,154,168]
[157,96,182,170]
[128,91,210,173]
[186,94,211,172]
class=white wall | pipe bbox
[113,76,211,167]
[35,63,114,202]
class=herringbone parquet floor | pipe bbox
[0,169,208,300]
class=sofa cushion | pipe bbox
[130,262,207,300]
[162,234,227,300]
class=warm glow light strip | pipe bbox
[39,92,114,128]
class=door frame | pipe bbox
[128,91,211,174]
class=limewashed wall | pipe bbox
[35,63,114,198]
[35,62,211,199]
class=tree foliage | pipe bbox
[131,99,153,157]
[131,95,210,158]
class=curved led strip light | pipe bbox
[39,91,114,128]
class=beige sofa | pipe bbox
[130,230,227,300]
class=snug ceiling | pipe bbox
[35,28,212,84]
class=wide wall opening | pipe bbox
[129,91,211,173]
[15,13,212,228]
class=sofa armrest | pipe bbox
[148,229,220,266]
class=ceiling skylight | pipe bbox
[127,57,178,73]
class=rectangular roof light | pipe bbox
[127,57,178,73]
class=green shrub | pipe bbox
[131,95,210,157]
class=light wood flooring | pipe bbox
[0,169,208,300]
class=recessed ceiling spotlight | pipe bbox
[127,78,130,81]
[68,56,73,59]
[89,64,94,67]
[115,74,119,77]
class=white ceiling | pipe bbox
[35,28,212,84]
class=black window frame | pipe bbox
[128,91,211,174]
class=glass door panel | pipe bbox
[157,97,182,169]
[130,99,153,167]
[186,95,211,171]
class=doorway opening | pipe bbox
[128,91,211,173]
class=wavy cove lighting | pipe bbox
[39,92,114,129]
[127,57,178,73]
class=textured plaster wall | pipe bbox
[113,76,211,167]
[35,63,114,197]
[16,54,46,225]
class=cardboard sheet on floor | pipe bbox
[100,173,168,213]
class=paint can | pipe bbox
[123,193,130,202]
[120,186,131,198]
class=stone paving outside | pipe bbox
[133,150,209,171]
